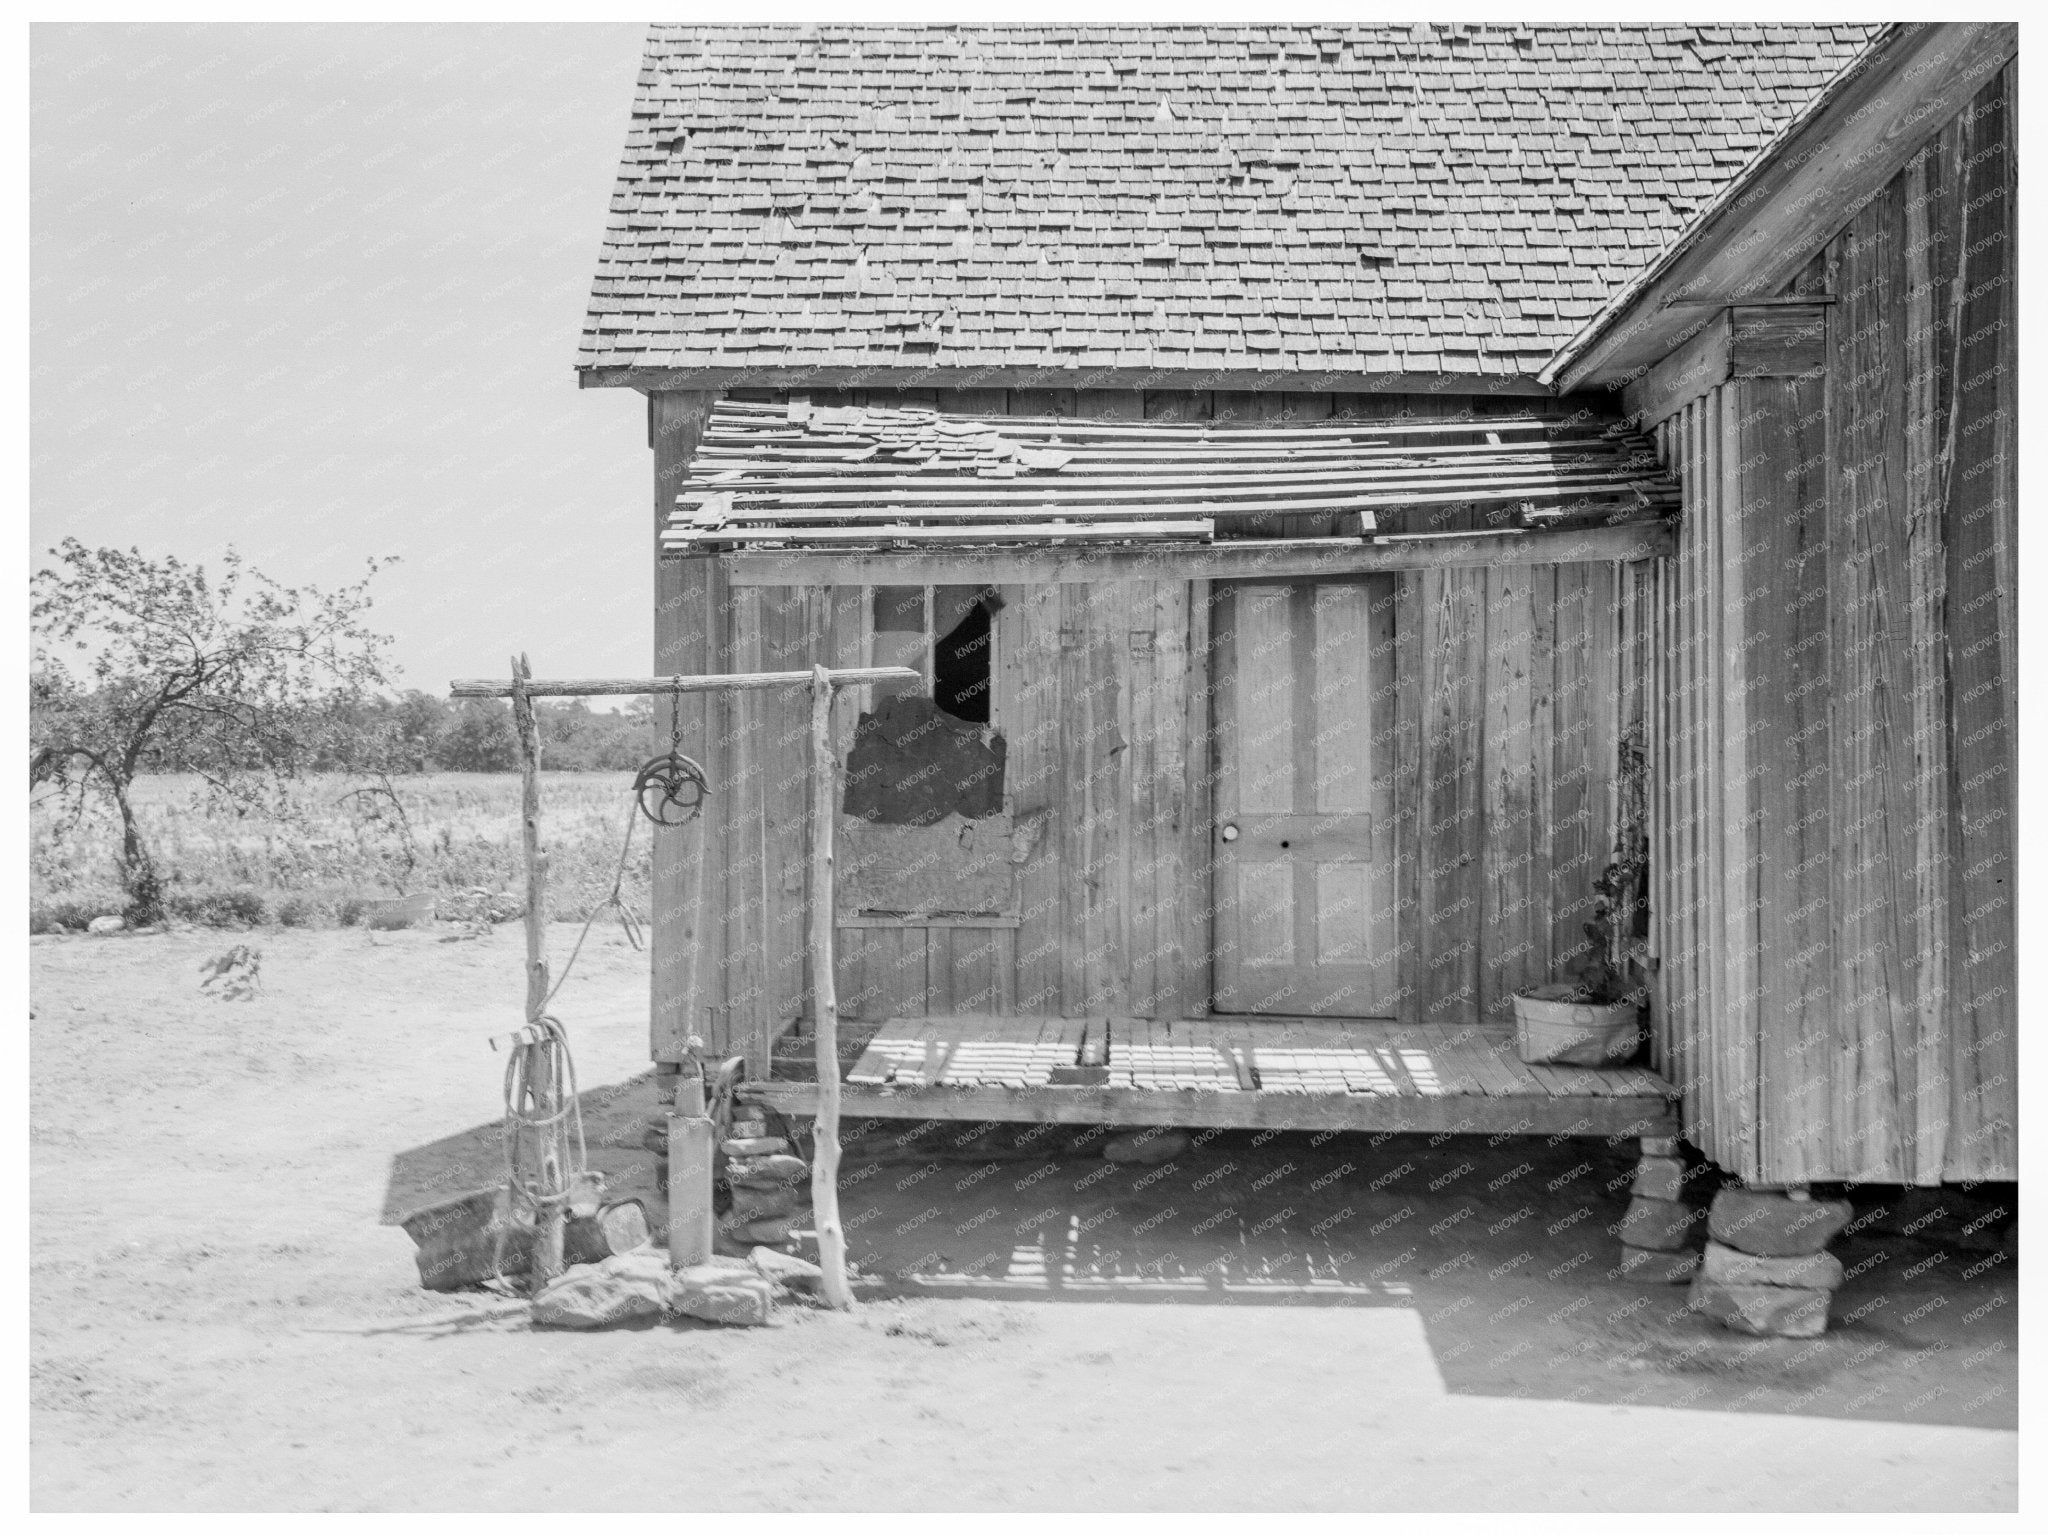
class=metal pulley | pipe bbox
[633,688,712,826]
[632,751,710,826]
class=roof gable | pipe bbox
[1546,22,2016,390]
[581,23,1880,386]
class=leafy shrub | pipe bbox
[274,895,318,928]
[335,895,367,927]
[166,887,270,928]
[30,894,126,934]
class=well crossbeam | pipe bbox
[453,659,917,1311]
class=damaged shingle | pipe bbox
[579,23,1881,379]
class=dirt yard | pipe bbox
[32,924,2018,1511]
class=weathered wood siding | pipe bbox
[1635,65,2017,1183]
[656,387,1636,1063]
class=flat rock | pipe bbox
[86,915,126,935]
[672,1262,775,1327]
[1617,1195,1701,1251]
[1708,1190,1852,1256]
[750,1246,824,1293]
[677,1253,754,1274]
[1103,1128,1190,1165]
[726,1153,809,1187]
[1616,1244,1700,1283]
[1690,1277,1831,1337]
[1631,1154,1686,1202]
[721,1136,790,1158]
[1701,1238,1844,1290]
[729,1184,802,1220]
[531,1250,673,1330]
[722,1214,805,1248]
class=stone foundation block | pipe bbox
[1631,1155,1686,1202]
[1617,1244,1700,1283]
[722,1213,805,1248]
[1689,1276,1831,1337]
[750,1246,825,1294]
[531,1250,673,1330]
[727,1153,810,1188]
[1617,1195,1702,1251]
[729,1184,802,1221]
[672,1261,775,1327]
[1708,1190,1852,1257]
[721,1136,790,1159]
[1701,1238,1844,1290]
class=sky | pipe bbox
[31,23,656,696]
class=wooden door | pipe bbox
[1211,579,1399,1017]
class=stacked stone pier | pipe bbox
[1615,1135,1704,1282]
[1689,1187,1853,1337]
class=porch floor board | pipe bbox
[751,1015,1678,1138]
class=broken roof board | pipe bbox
[664,396,1679,551]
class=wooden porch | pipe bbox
[742,1016,1678,1138]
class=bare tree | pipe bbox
[30,539,397,923]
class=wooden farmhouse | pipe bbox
[577,23,2017,1188]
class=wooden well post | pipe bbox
[451,663,914,1311]
[807,665,853,1309]
[508,653,566,1285]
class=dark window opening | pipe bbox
[934,597,995,723]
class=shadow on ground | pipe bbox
[386,1092,2016,1432]
[381,1069,666,1227]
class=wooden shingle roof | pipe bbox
[582,23,1880,387]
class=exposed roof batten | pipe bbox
[664,398,1680,552]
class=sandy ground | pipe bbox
[31,924,2018,1511]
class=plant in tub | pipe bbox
[1515,732,1648,1066]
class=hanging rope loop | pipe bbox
[496,1014,593,1282]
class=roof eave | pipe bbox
[576,364,1558,396]
[1540,22,2017,394]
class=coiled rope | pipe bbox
[495,1013,590,1281]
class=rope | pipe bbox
[542,791,645,1010]
[496,1014,590,1283]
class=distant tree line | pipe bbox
[34,680,665,776]
[305,691,665,773]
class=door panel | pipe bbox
[1213,580,1399,1016]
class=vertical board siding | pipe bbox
[661,388,1638,1056]
[1630,66,2016,1183]
[649,392,717,1063]
[1938,63,2018,1180]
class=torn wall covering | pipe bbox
[840,695,1015,918]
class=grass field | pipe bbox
[29,771,650,929]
